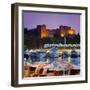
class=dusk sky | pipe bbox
[23,11,80,33]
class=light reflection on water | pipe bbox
[62,57,80,65]
[26,49,80,66]
[30,57,80,66]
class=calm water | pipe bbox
[25,48,80,66]
[29,57,80,66]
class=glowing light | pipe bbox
[47,50,50,53]
[59,51,62,54]
[68,29,75,35]
[68,57,71,63]
[61,33,65,37]
[41,30,47,38]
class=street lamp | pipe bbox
[61,33,66,44]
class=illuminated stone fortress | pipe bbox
[34,24,76,39]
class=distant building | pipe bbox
[24,25,79,48]
[29,24,76,39]
[59,25,75,37]
[41,24,47,38]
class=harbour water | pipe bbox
[24,48,80,77]
[29,56,80,65]
[24,48,80,66]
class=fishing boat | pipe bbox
[71,48,79,58]
[49,47,59,58]
[61,51,68,58]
